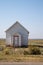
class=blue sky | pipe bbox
[0,0,43,39]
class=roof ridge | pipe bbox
[5,21,29,33]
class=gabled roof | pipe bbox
[5,21,29,34]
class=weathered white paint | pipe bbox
[19,34,21,46]
[15,37,18,46]
[5,21,29,47]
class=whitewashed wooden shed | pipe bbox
[5,21,29,47]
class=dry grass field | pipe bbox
[29,39,43,46]
[0,39,43,62]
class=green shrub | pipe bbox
[5,48,13,55]
[5,51,10,55]
[0,46,4,51]
[29,47,41,55]
[24,50,29,55]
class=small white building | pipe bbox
[5,21,29,47]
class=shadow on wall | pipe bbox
[6,44,28,48]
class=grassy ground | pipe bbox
[0,39,43,62]
[29,39,43,46]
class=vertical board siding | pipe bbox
[6,22,29,47]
